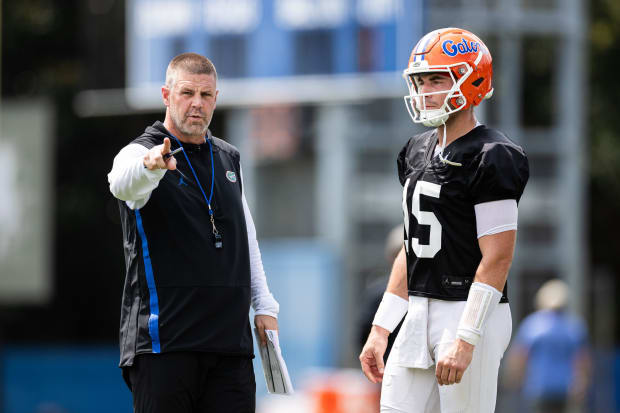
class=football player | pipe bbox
[359,27,529,413]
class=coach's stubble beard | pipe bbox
[170,106,210,141]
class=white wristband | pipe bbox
[372,292,409,333]
[456,282,502,346]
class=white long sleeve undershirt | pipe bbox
[107,143,279,318]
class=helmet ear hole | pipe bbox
[472,77,484,87]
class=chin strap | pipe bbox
[438,121,462,167]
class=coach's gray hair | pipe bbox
[165,53,217,89]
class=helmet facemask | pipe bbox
[403,62,472,127]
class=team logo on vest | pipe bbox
[442,38,479,57]
[226,171,237,182]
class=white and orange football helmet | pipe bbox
[403,28,494,127]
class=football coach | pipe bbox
[107,52,280,413]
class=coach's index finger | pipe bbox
[161,137,171,156]
[161,138,177,170]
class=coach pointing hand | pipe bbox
[142,137,177,170]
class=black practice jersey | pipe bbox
[397,125,529,302]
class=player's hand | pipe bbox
[143,137,177,171]
[254,314,278,347]
[436,338,474,386]
[359,325,389,383]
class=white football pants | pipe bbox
[380,299,512,413]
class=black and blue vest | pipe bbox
[117,121,252,367]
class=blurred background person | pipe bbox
[506,279,591,413]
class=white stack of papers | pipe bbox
[255,329,294,395]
